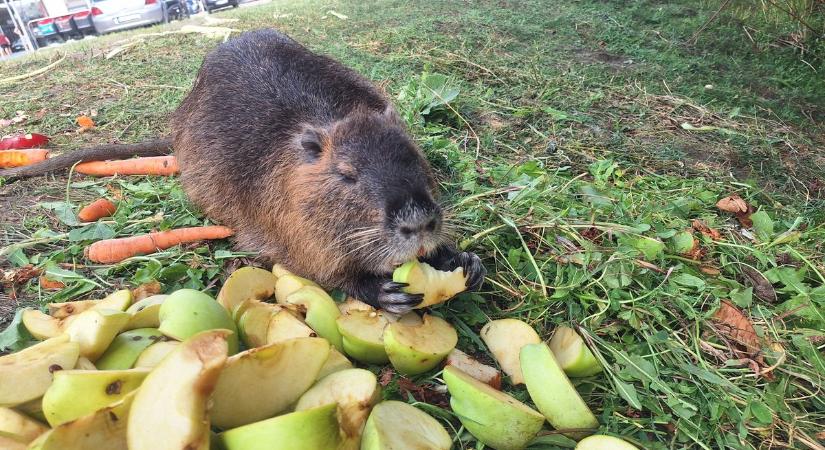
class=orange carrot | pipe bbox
[0,148,49,168]
[76,115,95,128]
[85,225,234,263]
[78,198,118,222]
[75,156,179,176]
[39,275,66,290]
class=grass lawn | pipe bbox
[1,0,823,448]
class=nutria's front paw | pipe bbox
[456,252,486,292]
[378,281,424,314]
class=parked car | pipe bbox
[90,0,164,34]
[203,0,238,14]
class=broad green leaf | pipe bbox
[749,211,774,241]
[68,222,116,242]
[614,378,642,410]
[632,237,665,260]
[7,248,29,266]
[749,400,773,425]
[730,287,753,308]
[672,273,706,290]
[0,309,37,352]
[669,231,695,254]
[579,184,612,208]
[39,201,80,226]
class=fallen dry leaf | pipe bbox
[700,266,720,276]
[1,265,42,287]
[740,266,777,303]
[712,300,773,379]
[716,194,756,228]
[378,367,394,387]
[131,280,162,301]
[39,275,65,290]
[716,194,748,214]
[397,377,449,409]
[692,219,722,240]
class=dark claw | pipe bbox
[456,252,486,292]
[378,280,424,314]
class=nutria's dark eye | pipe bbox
[336,163,358,184]
[425,219,437,232]
[300,128,324,159]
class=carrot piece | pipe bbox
[0,148,49,168]
[39,275,66,290]
[84,226,234,264]
[76,115,95,128]
[78,198,118,222]
[75,156,179,176]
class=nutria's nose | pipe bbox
[396,213,441,238]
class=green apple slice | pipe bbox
[480,318,541,385]
[42,368,148,426]
[265,309,317,345]
[576,435,639,450]
[220,403,341,450]
[295,368,381,449]
[274,274,319,303]
[361,400,451,450]
[216,267,279,319]
[47,289,133,319]
[548,326,602,378]
[74,357,96,370]
[21,309,63,340]
[0,435,26,450]
[384,314,457,375]
[211,337,330,429]
[445,348,502,389]
[443,365,544,450]
[317,348,353,380]
[95,328,164,370]
[128,330,229,450]
[158,289,239,355]
[0,407,48,444]
[338,298,374,315]
[336,310,390,364]
[64,309,131,361]
[281,286,344,351]
[393,260,467,308]
[237,301,279,347]
[122,295,167,330]
[520,343,599,437]
[270,263,292,278]
[0,335,80,406]
[13,397,46,424]
[133,340,179,369]
[36,391,134,450]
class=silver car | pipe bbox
[91,0,165,34]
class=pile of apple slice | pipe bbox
[0,260,638,450]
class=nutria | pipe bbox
[1,29,485,312]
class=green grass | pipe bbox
[1,0,823,449]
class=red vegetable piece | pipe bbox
[0,133,51,150]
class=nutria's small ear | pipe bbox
[380,103,402,124]
[298,126,328,159]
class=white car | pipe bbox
[90,0,165,34]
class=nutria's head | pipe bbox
[288,110,446,274]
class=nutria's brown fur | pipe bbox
[171,29,484,311]
[2,29,484,311]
